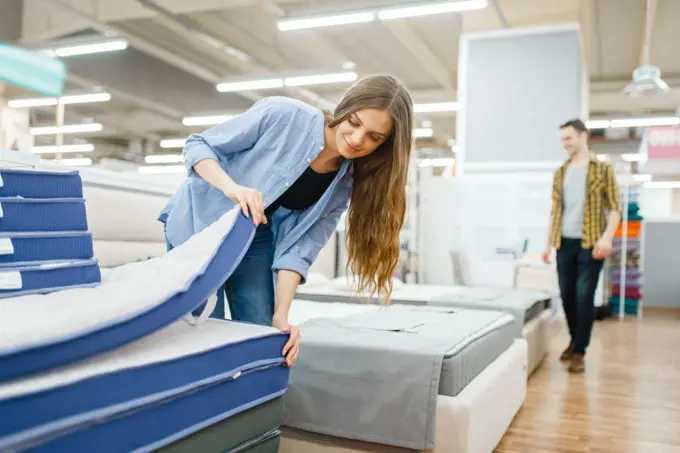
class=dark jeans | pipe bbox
[556,237,604,355]
[166,219,275,326]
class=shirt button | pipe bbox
[307,157,312,163]
[285,181,290,187]
[319,145,324,150]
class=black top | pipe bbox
[265,166,338,216]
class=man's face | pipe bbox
[560,126,586,158]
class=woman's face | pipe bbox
[335,107,393,159]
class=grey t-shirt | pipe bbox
[561,164,587,239]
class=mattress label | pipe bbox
[0,237,14,255]
[0,271,22,290]
[0,173,3,187]
[0,202,3,218]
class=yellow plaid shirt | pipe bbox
[550,153,622,250]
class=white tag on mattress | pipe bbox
[0,238,14,255]
[0,202,3,218]
[0,271,22,290]
[0,173,4,187]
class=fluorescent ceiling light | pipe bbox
[284,72,357,87]
[278,12,375,31]
[145,154,184,164]
[621,153,645,162]
[277,1,487,31]
[413,102,458,113]
[419,157,456,167]
[586,120,611,129]
[32,144,95,154]
[588,117,680,129]
[596,154,608,161]
[57,158,93,166]
[609,117,680,128]
[48,39,128,57]
[633,174,652,182]
[138,165,187,174]
[59,93,112,104]
[378,0,488,20]
[414,128,434,138]
[8,92,111,108]
[644,181,680,189]
[30,123,103,136]
[216,79,284,92]
[216,72,357,92]
[182,115,234,126]
[160,139,186,149]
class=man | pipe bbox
[542,119,622,373]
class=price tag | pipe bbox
[0,271,22,290]
[0,238,14,255]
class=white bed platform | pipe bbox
[280,338,527,453]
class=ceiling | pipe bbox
[2,0,680,167]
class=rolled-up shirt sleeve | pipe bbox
[183,97,278,173]
[273,201,348,284]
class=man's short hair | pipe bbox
[560,119,588,134]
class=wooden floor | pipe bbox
[496,311,680,453]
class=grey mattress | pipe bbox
[429,288,552,338]
[438,307,515,396]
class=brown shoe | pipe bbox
[568,353,585,373]
[560,342,574,362]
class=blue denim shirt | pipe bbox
[159,96,352,284]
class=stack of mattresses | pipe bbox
[0,168,100,299]
[0,207,290,453]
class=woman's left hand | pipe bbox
[272,316,301,367]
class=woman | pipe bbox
[159,75,414,367]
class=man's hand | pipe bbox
[592,236,613,260]
[272,316,301,367]
[541,248,551,264]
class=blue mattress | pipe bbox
[0,168,83,199]
[0,198,88,233]
[0,319,289,453]
[0,208,256,383]
[0,259,101,299]
[0,232,94,265]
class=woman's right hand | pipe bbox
[222,182,266,226]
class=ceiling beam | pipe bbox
[381,19,454,91]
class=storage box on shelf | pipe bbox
[0,167,101,298]
[609,187,643,316]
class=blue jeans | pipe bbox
[166,220,275,326]
[556,237,605,355]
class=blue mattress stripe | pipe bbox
[0,260,101,299]
[0,213,257,383]
[0,334,287,445]
[7,365,290,453]
[0,232,93,264]
[0,198,88,233]
[0,169,83,199]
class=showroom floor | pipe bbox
[496,310,680,453]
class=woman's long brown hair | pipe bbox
[326,75,414,304]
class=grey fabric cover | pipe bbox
[282,306,513,450]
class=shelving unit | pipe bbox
[609,183,645,319]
